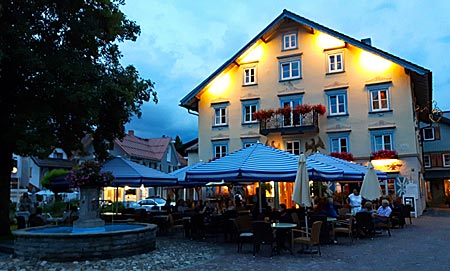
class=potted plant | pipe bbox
[65,160,114,229]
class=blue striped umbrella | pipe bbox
[186,144,344,182]
[102,157,178,187]
[308,153,387,180]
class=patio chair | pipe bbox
[291,221,323,257]
[252,221,276,257]
[373,215,392,237]
[354,212,374,238]
[235,215,254,253]
[168,213,184,236]
[333,217,354,243]
[402,205,413,225]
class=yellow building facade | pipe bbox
[181,10,432,214]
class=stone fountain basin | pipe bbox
[13,223,157,261]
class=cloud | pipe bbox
[120,0,450,142]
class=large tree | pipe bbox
[0,0,157,236]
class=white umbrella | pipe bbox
[360,162,382,201]
[292,153,311,236]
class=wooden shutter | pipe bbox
[434,126,440,140]
[431,153,443,167]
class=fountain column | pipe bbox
[73,187,105,231]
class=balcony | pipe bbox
[259,111,319,135]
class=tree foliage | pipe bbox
[0,0,156,236]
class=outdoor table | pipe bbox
[271,222,297,254]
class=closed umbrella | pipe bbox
[360,162,382,201]
[292,153,311,236]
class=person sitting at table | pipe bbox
[278,204,292,223]
[372,199,392,224]
[322,197,338,218]
[358,201,374,213]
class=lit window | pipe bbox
[424,155,431,168]
[286,141,301,155]
[443,154,450,167]
[280,60,301,80]
[282,33,297,50]
[326,88,347,116]
[367,84,391,112]
[422,127,435,141]
[242,102,258,124]
[243,67,256,85]
[327,52,344,73]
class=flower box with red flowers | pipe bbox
[370,150,398,160]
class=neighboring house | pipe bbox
[422,112,450,205]
[110,130,186,173]
[10,148,74,202]
[180,10,432,214]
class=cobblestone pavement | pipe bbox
[1,208,449,271]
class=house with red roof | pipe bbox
[110,130,186,174]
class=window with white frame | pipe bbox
[443,154,450,167]
[280,58,301,81]
[326,88,347,116]
[329,134,349,153]
[424,155,431,168]
[422,127,435,141]
[243,67,256,85]
[212,103,228,126]
[371,129,394,151]
[286,141,301,155]
[213,144,228,158]
[368,84,391,112]
[282,33,297,50]
[327,51,344,73]
[279,94,303,127]
[242,100,258,124]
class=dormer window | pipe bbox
[282,33,297,50]
[243,66,257,85]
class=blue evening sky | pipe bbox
[119,0,450,143]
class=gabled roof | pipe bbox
[180,9,431,112]
[114,134,172,161]
[31,157,75,169]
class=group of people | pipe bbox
[313,188,392,224]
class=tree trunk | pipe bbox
[0,146,13,236]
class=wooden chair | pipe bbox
[291,221,323,257]
[373,215,392,237]
[235,215,254,253]
[333,217,354,243]
[338,207,350,219]
[402,205,413,225]
[354,212,374,238]
[252,221,276,257]
[168,213,184,236]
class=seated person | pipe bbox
[372,199,392,224]
[278,204,292,223]
[358,201,374,213]
[322,197,338,218]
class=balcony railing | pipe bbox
[259,111,319,135]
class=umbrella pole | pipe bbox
[258,182,262,214]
